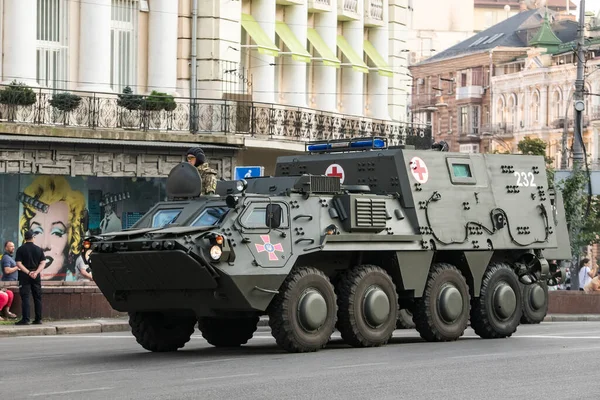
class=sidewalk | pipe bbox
[1,314,599,338]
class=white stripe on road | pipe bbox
[29,387,113,397]
[516,335,600,339]
[450,353,504,360]
[327,362,388,370]
[187,373,259,382]
[188,358,244,365]
[70,368,133,376]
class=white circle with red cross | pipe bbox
[325,163,345,184]
[409,156,429,184]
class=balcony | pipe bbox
[0,84,432,148]
[456,86,484,100]
[338,0,359,21]
[364,0,384,27]
[276,0,305,5]
[308,0,331,13]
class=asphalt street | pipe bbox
[0,322,599,400]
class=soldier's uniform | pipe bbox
[186,147,218,195]
[197,163,218,195]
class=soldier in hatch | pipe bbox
[186,147,218,195]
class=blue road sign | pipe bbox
[235,166,264,180]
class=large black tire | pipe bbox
[336,265,399,347]
[471,263,523,339]
[197,316,259,347]
[396,309,416,329]
[129,312,197,352]
[520,282,548,324]
[268,266,337,353]
[413,263,470,342]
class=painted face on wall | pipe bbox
[30,201,69,280]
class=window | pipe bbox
[36,0,68,90]
[111,0,137,92]
[497,96,505,126]
[531,90,540,125]
[191,207,229,227]
[241,205,285,228]
[458,106,480,135]
[152,209,181,228]
[452,164,472,178]
[459,106,468,134]
[460,72,467,87]
[508,94,518,129]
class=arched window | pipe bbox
[552,90,562,121]
[530,90,540,125]
[508,94,517,129]
[497,96,505,126]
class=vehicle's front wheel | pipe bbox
[129,311,197,352]
[198,316,259,347]
[268,267,337,353]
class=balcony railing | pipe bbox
[0,84,432,148]
[308,0,331,12]
[338,0,359,20]
[456,86,484,100]
[365,0,384,27]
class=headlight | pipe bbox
[209,245,222,260]
[236,179,248,192]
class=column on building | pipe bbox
[367,3,390,120]
[251,0,276,104]
[78,0,112,92]
[314,0,338,113]
[540,85,548,127]
[148,0,179,94]
[3,0,37,85]
[281,2,308,108]
[342,5,365,116]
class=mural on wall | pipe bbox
[18,176,87,281]
[4,174,168,282]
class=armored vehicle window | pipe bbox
[191,207,229,226]
[152,209,182,227]
[452,163,472,178]
[241,205,286,228]
[446,157,477,185]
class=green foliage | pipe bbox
[117,86,143,111]
[556,164,600,257]
[144,90,177,112]
[0,80,37,106]
[517,136,555,188]
[49,92,82,112]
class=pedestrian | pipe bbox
[0,289,16,321]
[578,258,596,291]
[1,241,18,282]
[14,230,46,325]
[186,147,218,195]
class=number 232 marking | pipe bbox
[513,171,536,187]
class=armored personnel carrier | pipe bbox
[84,137,569,353]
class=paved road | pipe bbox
[0,322,598,400]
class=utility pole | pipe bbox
[573,0,586,167]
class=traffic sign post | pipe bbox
[234,166,264,180]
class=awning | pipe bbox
[336,36,368,74]
[241,14,279,57]
[275,21,311,63]
[307,28,340,67]
[363,40,393,77]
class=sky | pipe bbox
[572,0,600,14]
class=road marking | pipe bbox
[70,368,133,376]
[450,353,504,359]
[8,355,66,361]
[29,387,113,397]
[187,373,258,382]
[327,362,388,370]
[516,335,600,339]
[188,358,244,365]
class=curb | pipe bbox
[0,319,131,338]
[1,314,598,339]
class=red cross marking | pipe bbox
[325,163,345,183]
[410,157,429,184]
[328,166,343,179]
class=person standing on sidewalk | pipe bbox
[14,230,46,325]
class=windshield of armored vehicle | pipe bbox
[152,209,182,227]
[191,206,229,226]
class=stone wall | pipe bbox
[548,290,600,314]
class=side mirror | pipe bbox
[265,204,282,229]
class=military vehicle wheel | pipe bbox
[396,309,416,329]
[520,282,548,324]
[129,312,197,352]
[471,263,522,339]
[336,265,399,347]
[197,316,259,347]
[413,263,470,342]
[268,266,337,353]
